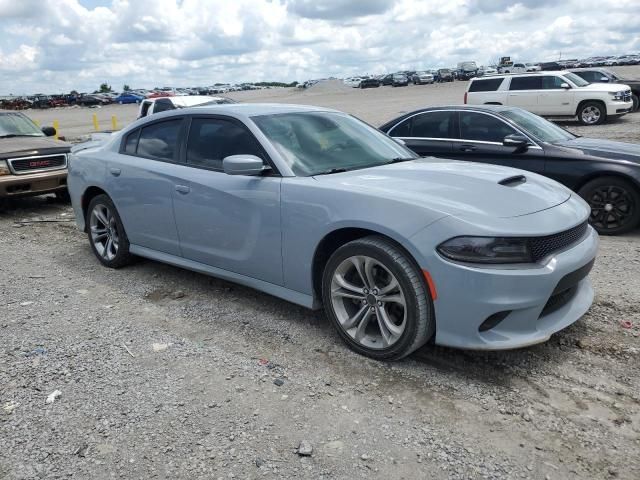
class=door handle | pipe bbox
[459,145,477,152]
[175,185,190,194]
[109,168,121,176]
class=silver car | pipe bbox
[68,104,598,360]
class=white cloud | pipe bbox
[0,0,638,94]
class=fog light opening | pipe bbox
[479,311,511,332]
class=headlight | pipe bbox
[609,91,625,101]
[437,236,533,264]
[0,160,10,176]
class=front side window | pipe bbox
[137,119,182,161]
[253,112,416,176]
[186,118,264,171]
[500,109,575,143]
[459,112,517,143]
[410,111,455,138]
[123,129,139,154]
[542,76,567,89]
[509,76,542,90]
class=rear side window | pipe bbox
[186,118,264,171]
[388,118,411,137]
[137,119,182,161]
[469,78,504,92]
[460,112,517,143]
[410,111,455,138]
[509,76,542,90]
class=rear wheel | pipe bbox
[578,177,640,235]
[86,194,134,267]
[322,236,435,361]
[578,101,606,125]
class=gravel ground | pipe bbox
[2,70,640,479]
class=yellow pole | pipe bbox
[92,113,99,131]
[111,115,118,131]
[52,120,59,140]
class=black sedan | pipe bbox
[359,77,381,88]
[380,105,640,235]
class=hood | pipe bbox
[578,82,631,93]
[0,136,70,159]
[313,158,571,219]
[553,137,640,163]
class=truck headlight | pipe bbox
[0,160,10,176]
[609,91,625,101]
[437,236,533,264]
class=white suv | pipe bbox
[464,71,633,125]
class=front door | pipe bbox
[449,111,547,175]
[538,75,575,115]
[171,116,283,285]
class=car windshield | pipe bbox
[253,112,417,176]
[500,108,575,143]
[0,113,44,137]
[563,72,590,87]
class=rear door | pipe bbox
[171,115,283,285]
[538,75,575,115]
[448,110,547,174]
[507,76,542,113]
[386,110,455,156]
[105,118,186,256]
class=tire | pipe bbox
[632,94,639,112]
[322,235,435,361]
[86,194,134,268]
[578,101,606,125]
[578,176,640,235]
[55,189,70,203]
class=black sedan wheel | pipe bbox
[579,177,640,235]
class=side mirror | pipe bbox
[42,126,56,137]
[503,134,529,150]
[560,83,571,89]
[600,76,610,82]
[223,154,269,176]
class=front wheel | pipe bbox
[322,236,435,361]
[578,101,606,125]
[86,194,134,267]
[578,177,640,235]
[632,94,639,112]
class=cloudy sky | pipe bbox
[1,0,639,94]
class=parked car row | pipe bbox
[344,69,455,88]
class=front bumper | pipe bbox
[606,100,633,116]
[416,224,598,350]
[0,169,67,198]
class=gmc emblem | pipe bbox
[29,160,51,168]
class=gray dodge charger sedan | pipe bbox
[68,104,598,360]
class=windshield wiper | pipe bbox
[314,168,348,175]
[0,134,42,138]
[387,157,415,164]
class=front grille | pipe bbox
[623,90,632,102]
[8,154,67,174]
[529,221,589,262]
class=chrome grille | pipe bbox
[8,154,67,175]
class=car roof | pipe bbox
[471,71,567,80]
[378,105,518,130]
[187,103,340,117]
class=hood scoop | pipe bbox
[499,175,527,187]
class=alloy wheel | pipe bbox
[89,203,119,261]
[330,255,407,349]
[587,185,634,232]
[581,106,601,125]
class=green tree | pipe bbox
[99,83,112,93]
[123,84,131,92]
